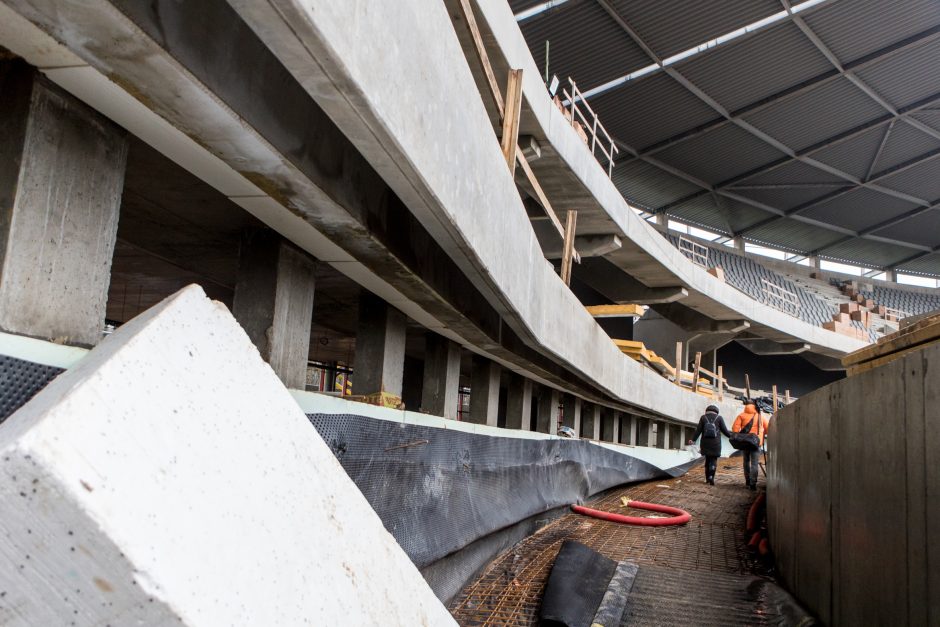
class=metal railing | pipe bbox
[560,78,619,177]
[760,278,801,317]
[678,235,709,268]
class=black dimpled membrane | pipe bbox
[0,355,64,424]
[307,413,699,568]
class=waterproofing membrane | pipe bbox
[307,413,700,569]
[540,540,616,627]
[0,355,63,424]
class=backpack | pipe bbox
[703,413,719,438]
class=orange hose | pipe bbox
[571,500,691,526]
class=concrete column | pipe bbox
[505,373,533,430]
[562,394,581,432]
[601,409,615,442]
[655,421,670,449]
[733,236,746,251]
[611,411,621,444]
[353,291,406,399]
[809,255,821,270]
[886,268,898,282]
[592,404,602,440]
[469,355,500,426]
[621,414,636,445]
[536,386,560,434]
[233,230,317,389]
[421,332,460,419]
[0,61,128,347]
[636,418,652,446]
[655,212,668,226]
[669,424,682,450]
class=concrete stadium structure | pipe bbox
[0,0,938,624]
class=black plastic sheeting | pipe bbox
[307,413,700,569]
[0,355,64,424]
[540,540,617,627]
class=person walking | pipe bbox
[688,404,731,485]
[732,401,769,490]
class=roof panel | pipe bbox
[897,253,940,277]
[742,76,886,152]
[822,237,916,268]
[588,72,718,150]
[668,196,768,235]
[807,124,887,180]
[879,158,940,202]
[611,159,701,210]
[729,186,844,212]
[677,22,834,113]
[520,1,650,92]
[800,188,919,232]
[608,0,781,60]
[872,210,940,249]
[803,0,940,64]
[746,218,849,254]
[856,38,940,110]
[736,160,847,186]
[869,122,940,177]
[654,123,786,186]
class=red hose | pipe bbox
[571,500,691,526]
[746,492,766,533]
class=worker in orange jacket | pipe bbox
[732,402,769,490]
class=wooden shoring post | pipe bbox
[674,342,683,386]
[691,352,702,393]
[501,69,524,175]
[785,389,791,404]
[772,385,778,415]
[717,366,724,401]
[745,374,752,401]
[515,147,565,239]
[560,210,578,285]
[456,0,503,117]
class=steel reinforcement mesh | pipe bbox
[306,413,698,569]
[0,355,64,424]
[449,460,791,626]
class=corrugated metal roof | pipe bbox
[607,0,780,60]
[730,186,841,211]
[879,158,940,201]
[898,253,940,277]
[803,0,940,65]
[801,188,919,232]
[737,160,846,186]
[668,196,767,236]
[611,159,700,210]
[823,237,914,267]
[806,124,886,179]
[856,38,940,110]
[869,122,940,176]
[587,72,717,150]
[676,22,833,113]
[654,123,786,186]
[747,218,848,254]
[873,210,940,249]
[520,1,649,92]
[742,76,885,152]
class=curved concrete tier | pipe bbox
[0,0,739,422]
[465,0,866,359]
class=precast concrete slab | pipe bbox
[0,285,454,626]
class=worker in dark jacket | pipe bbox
[688,404,732,485]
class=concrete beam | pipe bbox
[543,234,622,259]
[0,285,454,625]
[233,230,316,389]
[653,302,750,334]
[421,332,461,420]
[0,61,127,347]
[736,338,812,355]
[354,291,407,398]
[535,385,560,435]
[505,373,533,430]
[800,351,847,372]
[469,355,500,426]
[576,258,688,305]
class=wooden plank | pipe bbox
[785,389,791,404]
[773,385,778,415]
[515,147,565,239]
[691,352,702,393]
[717,366,724,401]
[843,316,940,368]
[847,337,940,377]
[455,0,503,117]
[585,304,645,318]
[745,374,752,400]
[560,210,577,285]
[500,69,524,175]
[675,342,682,386]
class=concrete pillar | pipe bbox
[655,212,668,226]
[592,404,602,440]
[809,255,821,270]
[886,268,898,282]
[469,355,500,426]
[536,386,560,434]
[353,291,406,399]
[669,424,682,450]
[621,414,636,445]
[0,61,128,347]
[635,418,652,446]
[655,421,670,449]
[601,409,615,442]
[505,373,533,430]
[421,332,460,419]
[733,236,746,251]
[562,394,581,432]
[233,230,317,389]
[611,411,621,444]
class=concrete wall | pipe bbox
[0,286,455,625]
[768,342,940,625]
